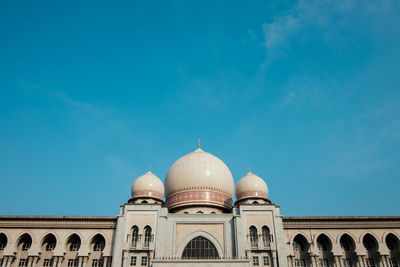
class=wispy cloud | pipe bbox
[262,0,396,61]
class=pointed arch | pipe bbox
[262,226,271,247]
[143,225,152,247]
[176,231,223,258]
[90,234,106,252]
[249,226,258,247]
[16,233,32,251]
[131,226,139,247]
[316,234,333,252]
[66,233,81,251]
[41,233,57,251]
[0,233,8,251]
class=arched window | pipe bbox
[182,236,219,259]
[144,226,151,248]
[0,233,7,250]
[317,234,332,252]
[340,234,355,252]
[386,234,400,266]
[262,226,270,247]
[67,234,81,251]
[293,234,308,252]
[132,226,139,247]
[91,234,106,251]
[18,234,32,251]
[249,226,258,247]
[42,234,56,251]
[363,234,378,251]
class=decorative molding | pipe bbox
[166,188,232,209]
[131,190,163,200]
[236,191,268,201]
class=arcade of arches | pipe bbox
[1,147,400,267]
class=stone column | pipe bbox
[82,257,88,267]
[103,257,108,267]
[336,256,342,267]
[311,255,317,267]
[272,251,277,267]
[4,257,12,267]
[288,256,294,267]
[382,255,389,267]
[121,252,127,267]
[31,256,38,267]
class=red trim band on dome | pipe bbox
[236,191,268,201]
[132,190,163,200]
[167,188,233,209]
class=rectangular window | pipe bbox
[365,258,375,267]
[130,256,137,266]
[67,259,79,267]
[389,258,398,267]
[92,259,104,267]
[46,243,55,251]
[44,259,54,267]
[22,243,30,251]
[263,256,270,265]
[318,259,329,267]
[253,256,259,265]
[18,259,29,267]
[140,256,147,266]
[343,259,353,267]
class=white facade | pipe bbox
[1,147,400,267]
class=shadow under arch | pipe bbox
[176,230,223,258]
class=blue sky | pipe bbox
[0,0,399,216]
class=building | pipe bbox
[0,146,399,267]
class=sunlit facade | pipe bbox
[1,146,399,267]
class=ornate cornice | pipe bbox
[167,188,233,210]
[0,215,117,229]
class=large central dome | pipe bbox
[164,147,234,210]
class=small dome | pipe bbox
[235,171,269,201]
[131,171,164,201]
[164,147,234,210]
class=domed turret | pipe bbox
[235,171,269,202]
[164,144,234,211]
[130,170,164,202]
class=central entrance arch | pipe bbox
[176,231,223,259]
[182,236,219,259]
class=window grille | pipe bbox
[365,258,375,267]
[249,227,258,247]
[343,259,353,267]
[92,259,104,267]
[67,259,79,267]
[22,242,31,251]
[182,236,219,259]
[132,226,139,247]
[0,235,6,250]
[143,227,151,248]
[140,256,147,266]
[44,259,54,267]
[318,259,329,267]
[253,256,259,265]
[263,256,270,265]
[130,256,137,266]
[69,236,81,251]
[93,240,105,251]
[45,241,56,251]
[294,259,306,267]
[262,227,270,247]
[18,259,29,267]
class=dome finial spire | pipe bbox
[248,167,251,173]
[198,138,201,149]
[149,166,151,172]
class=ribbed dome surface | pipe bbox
[131,171,164,201]
[164,148,234,210]
[235,171,269,201]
